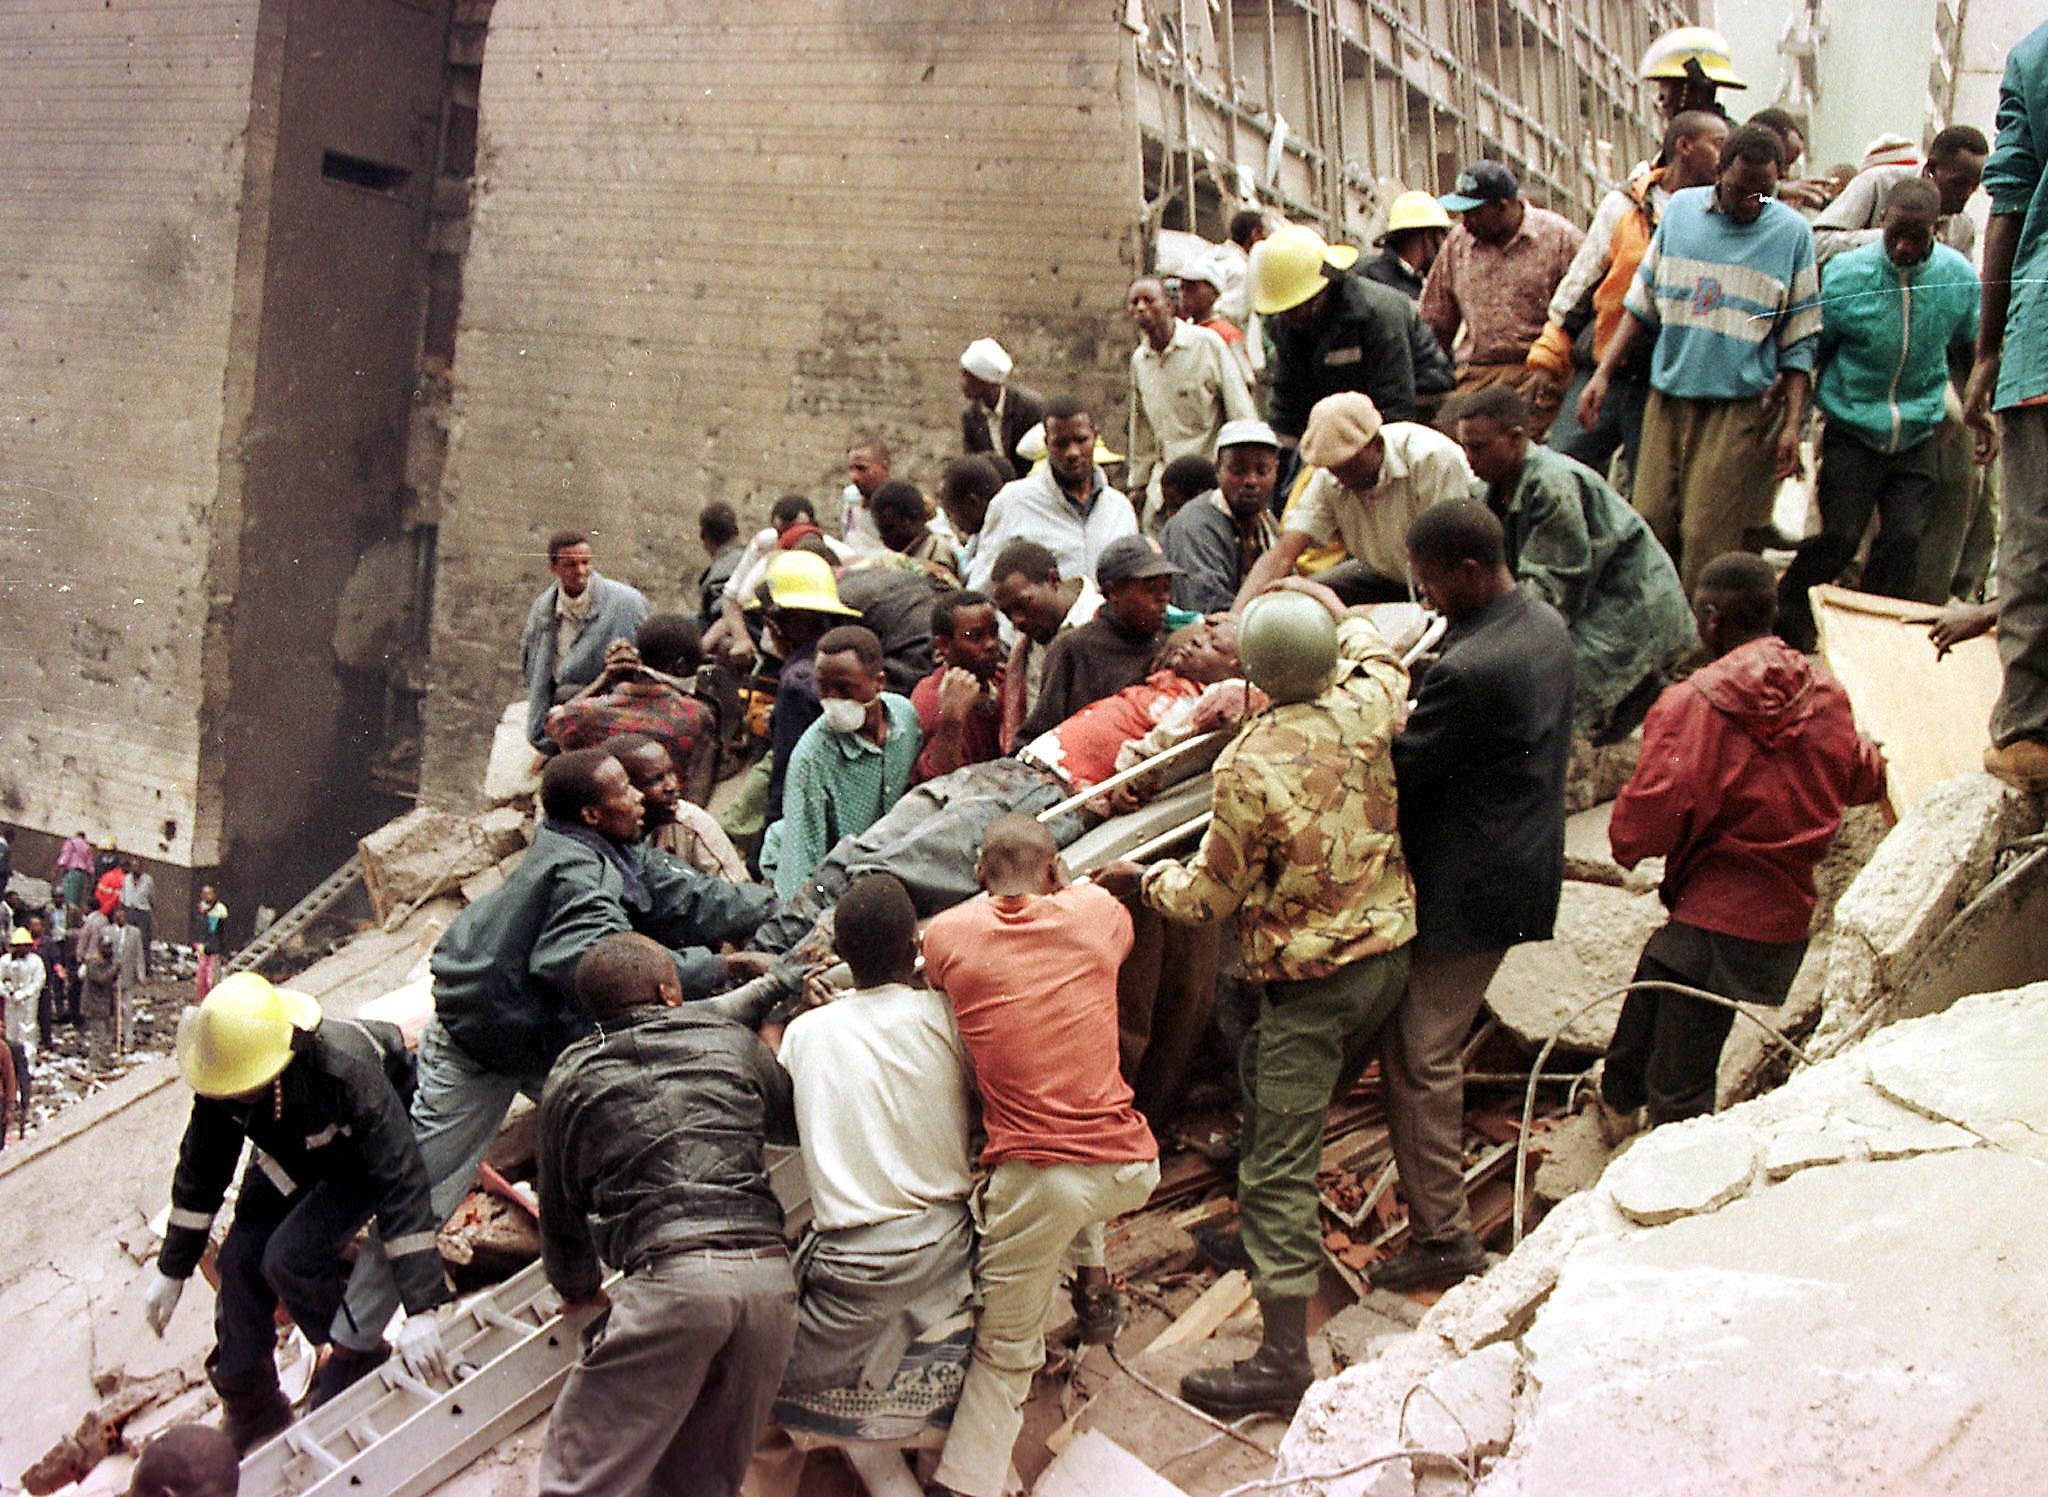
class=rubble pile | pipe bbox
[1268,981,2048,1497]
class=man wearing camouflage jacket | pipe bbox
[1098,579,1415,1419]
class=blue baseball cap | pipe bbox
[1440,161,1520,213]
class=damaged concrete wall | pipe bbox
[210,0,450,898]
[1,0,451,904]
[418,0,1145,804]
[0,2,262,866]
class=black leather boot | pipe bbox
[208,1351,293,1455]
[1179,1295,1312,1418]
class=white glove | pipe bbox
[395,1313,450,1384]
[142,1269,186,1337]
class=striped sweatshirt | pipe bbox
[1625,186,1822,402]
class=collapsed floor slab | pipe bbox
[1269,981,2048,1497]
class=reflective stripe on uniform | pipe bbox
[253,1149,296,1196]
[304,1124,342,1149]
[384,1232,440,1257]
[167,1207,214,1232]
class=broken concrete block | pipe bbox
[1604,1125,1756,1226]
[1422,1191,1627,1357]
[1858,1120,1981,1161]
[1485,883,1666,1052]
[1759,1129,1856,1180]
[483,700,544,807]
[1561,801,1661,893]
[1318,1302,1423,1371]
[1276,1329,1458,1497]
[1810,775,2038,1058]
[359,804,531,920]
[1860,984,2048,1160]
[1404,1341,1519,1465]
[1034,1430,1193,1497]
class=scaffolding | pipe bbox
[1132,0,1696,247]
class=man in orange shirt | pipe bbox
[923,816,1160,1497]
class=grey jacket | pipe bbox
[521,573,651,748]
[538,1004,796,1299]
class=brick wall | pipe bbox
[0,1,263,866]
[419,0,1145,803]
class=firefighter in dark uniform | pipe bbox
[140,973,451,1452]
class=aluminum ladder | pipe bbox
[224,856,364,977]
[236,1146,811,1496]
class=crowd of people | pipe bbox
[104,16,2048,1496]
[0,825,223,1135]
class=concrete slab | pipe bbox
[1861,985,2048,1160]
[1485,883,1667,1052]
[1603,1127,1756,1227]
[1477,1150,2048,1495]
[1560,801,1661,893]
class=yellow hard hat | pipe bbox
[175,973,322,1099]
[1639,26,1746,89]
[746,549,860,615]
[1378,190,1453,241]
[1249,224,1362,315]
[1015,421,1123,466]
[9,929,32,946]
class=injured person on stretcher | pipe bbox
[748,613,1258,963]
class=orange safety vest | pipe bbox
[1590,167,1665,360]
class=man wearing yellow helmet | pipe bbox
[142,973,447,1454]
[1639,25,1746,129]
[1362,190,1452,301]
[1253,223,1455,441]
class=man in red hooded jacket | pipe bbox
[1598,553,1885,1134]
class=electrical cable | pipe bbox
[1512,979,1817,1246]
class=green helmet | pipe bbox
[1240,592,1338,705]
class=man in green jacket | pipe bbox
[1780,180,1982,649]
[1456,384,1696,739]
[319,747,774,1399]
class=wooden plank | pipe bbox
[1147,1270,1255,1353]
[1035,1430,1194,1497]
[1812,583,2002,819]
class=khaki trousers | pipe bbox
[1633,390,1780,596]
[933,1157,1160,1497]
[1451,362,1564,441]
[1379,946,1507,1244]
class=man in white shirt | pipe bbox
[2,928,44,1126]
[1126,278,1256,527]
[1235,393,1475,607]
[967,395,1137,593]
[776,873,975,1397]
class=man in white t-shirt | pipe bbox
[775,873,975,1397]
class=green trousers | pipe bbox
[1238,947,1411,1300]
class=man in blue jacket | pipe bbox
[320,747,774,1398]
[1778,180,1981,649]
[522,530,650,750]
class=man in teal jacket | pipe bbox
[1778,180,1979,650]
[1967,17,2048,788]
[320,746,774,1399]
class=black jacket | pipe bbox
[1393,587,1573,954]
[1361,245,1426,302]
[1268,269,1456,437]
[537,1004,796,1298]
[963,381,1047,481]
[159,1018,449,1315]
[1016,614,1164,744]
[431,821,773,1078]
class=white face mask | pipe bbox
[820,697,869,734]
